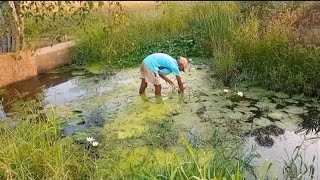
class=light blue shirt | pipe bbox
[143,53,180,76]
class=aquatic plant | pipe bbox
[283,142,317,180]
[237,91,244,97]
[86,137,99,147]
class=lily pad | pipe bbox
[222,99,234,107]
[267,111,289,120]
[286,114,303,124]
[198,96,212,102]
[284,106,304,115]
[245,87,274,99]
[274,92,290,99]
[227,111,243,120]
[233,107,252,113]
[243,91,261,100]
[235,101,251,107]
[253,117,273,127]
[304,103,312,108]
[249,107,259,111]
[209,95,224,102]
[243,111,254,120]
[255,101,277,111]
[203,110,225,120]
[275,120,298,131]
[72,131,89,141]
[219,107,233,114]
[291,94,313,102]
[284,98,299,104]
[210,89,224,95]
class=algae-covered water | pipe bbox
[0,60,319,179]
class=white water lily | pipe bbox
[86,137,95,142]
[91,141,99,147]
[237,91,244,97]
[223,89,229,93]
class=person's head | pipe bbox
[178,56,188,72]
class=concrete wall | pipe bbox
[0,51,38,87]
[35,41,75,74]
[0,41,75,87]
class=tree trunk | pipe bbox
[7,1,23,51]
[0,3,11,52]
[0,1,23,52]
[13,1,24,50]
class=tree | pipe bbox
[0,1,104,52]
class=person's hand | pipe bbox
[167,79,174,86]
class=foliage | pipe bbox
[0,105,96,179]
[69,2,208,67]
[132,136,245,180]
[1,1,103,50]
[184,1,320,96]
[114,30,208,68]
[188,2,241,85]
[232,6,320,96]
[283,142,316,179]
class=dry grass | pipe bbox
[293,2,320,45]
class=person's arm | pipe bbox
[159,74,174,86]
[176,75,185,93]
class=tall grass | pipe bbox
[94,134,246,179]
[69,2,196,67]
[0,107,96,179]
[190,2,240,84]
[190,1,320,96]
[137,135,244,180]
[233,4,320,96]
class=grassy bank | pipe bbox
[201,1,320,96]
[59,1,320,96]
[0,107,96,179]
[68,2,206,67]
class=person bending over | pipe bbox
[139,53,188,96]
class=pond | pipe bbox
[0,60,319,179]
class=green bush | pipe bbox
[233,9,320,96]
[69,2,201,67]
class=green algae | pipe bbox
[85,63,106,75]
[102,97,175,140]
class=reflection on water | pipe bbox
[43,79,86,105]
[244,130,320,179]
[0,72,75,117]
[299,110,320,135]
[242,99,320,179]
